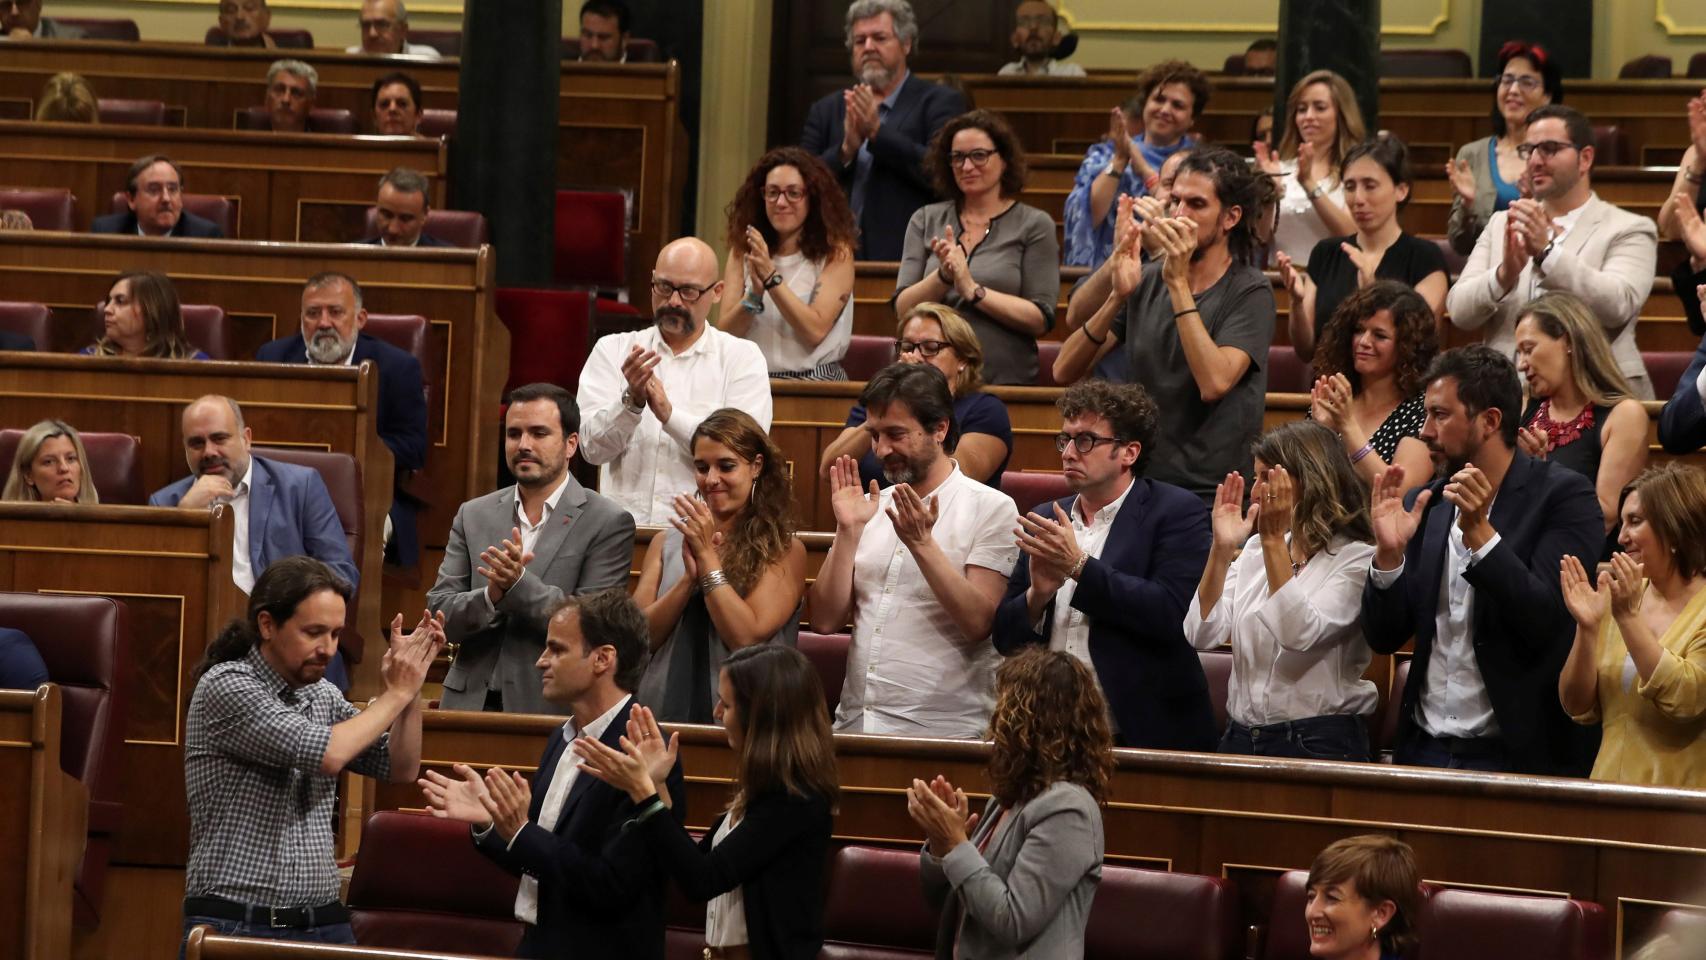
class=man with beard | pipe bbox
[800,0,966,260]
[992,379,1217,750]
[998,1,1083,77]
[571,0,630,62]
[1055,146,1277,505]
[255,272,428,565]
[576,237,771,523]
[429,384,635,714]
[1362,346,1603,775]
[1448,104,1658,398]
[809,362,1020,739]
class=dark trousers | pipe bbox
[1219,713,1371,762]
[1393,726,1512,772]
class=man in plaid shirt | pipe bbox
[180,556,443,950]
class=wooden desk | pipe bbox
[0,685,85,960]
[0,504,245,867]
[0,120,447,242]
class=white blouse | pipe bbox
[1270,160,1345,266]
[738,250,852,374]
[1183,533,1379,726]
[704,812,748,947]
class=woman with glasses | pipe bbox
[821,303,1012,490]
[1447,41,1562,257]
[81,270,210,360]
[1186,420,1380,762]
[718,147,859,380]
[1254,69,1366,265]
[895,109,1061,386]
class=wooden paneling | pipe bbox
[0,686,84,960]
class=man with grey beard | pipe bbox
[576,237,771,523]
[255,272,428,565]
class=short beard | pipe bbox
[305,329,354,365]
[881,446,937,486]
[857,62,895,90]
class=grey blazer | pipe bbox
[920,781,1104,960]
[1446,139,1501,258]
[428,476,636,715]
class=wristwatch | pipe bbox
[968,285,988,306]
[1305,181,1329,200]
[763,271,785,290]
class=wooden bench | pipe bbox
[0,685,85,960]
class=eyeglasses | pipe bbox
[949,149,997,169]
[1515,140,1577,160]
[1055,432,1120,455]
[895,338,951,358]
[651,278,715,303]
[1497,73,1543,92]
[763,186,806,204]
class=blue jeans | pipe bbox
[1393,728,1511,772]
[1219,714,1371,762]
[180,916,355,959]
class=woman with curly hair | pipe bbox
[1301,835,1421,959]
[634,408,807,723]
[82,270,209,360]
[895,108,1061,386]
[1188,420,1379,762]
[908,647,1113,959]
[1309,280,1439,488]
[719,146,858,380]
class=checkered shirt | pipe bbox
[183,647,390,906]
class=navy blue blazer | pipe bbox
[1361,452,1604,776]
[799,72,965,261]
[0,628,49,691]
[255,331,428,565]
[475,698,685,960]
[1659,329,1706,455]
[358,233,455,248]
[148,455,359,590]
[90,210,225,239]
[993,478,1216,750]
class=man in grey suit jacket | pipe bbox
[428,383,635,715]
[4,1,86,38]
[1446,104,1658,398]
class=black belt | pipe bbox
[183,896,350,929]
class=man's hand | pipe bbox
[620,345,660,409]
[1149,216,1199,289]
[1131,194,1168,254]
[419,763,495,828]
[178,474,236,509]
[1371,464,1431,570]
[642,375,672,425]
[478,527,534,604]
[1507,198,1556,259]
[827,455,880,531]
[1014,502,1081,595]
[1443,462,1496,550]
[381,608,443,699]
[885,483,939,550]
[1495,214,1533,292]
[480,767,532,843]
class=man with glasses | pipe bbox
[344,0,439,56]
[1,0,85,38]
[1448,103,1659,398]
[801,0,966,260]
[576,237,771,523]
[993,378,1216,749]
[999,1,1083,77]
[92,155,225,238]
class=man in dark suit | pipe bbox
[255,272,428,566]
[3,0,86,38]
[1363,346,1603,776]
[358,167,455,247]
[90,155,225,239]
[1659,327,1706,454]
[799,0,965,261]
[993,380,1216,750]
[0,628,49,690]
[420,588,682,960]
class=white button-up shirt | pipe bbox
[1040,481,1133,673]
[1185,534,1380,726]
[576,325,772,524]
[834,463,1020,739]
[227,459,256,594]
[1368,507,1503,738]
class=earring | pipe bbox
[1370,923,1380,942]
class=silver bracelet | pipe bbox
[1068,553,1089,580]
[699,569,730,593]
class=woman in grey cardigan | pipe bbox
[909,648,1113,959]
[1445,41,1562,256]
[895,109,1060,386]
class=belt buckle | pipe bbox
[269,906,290,929]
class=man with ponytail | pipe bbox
[180,556,443,950]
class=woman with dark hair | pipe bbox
[907,647,1112,959]
[82,270,209,360]
[1561,463,1706,787]
[634,408,807,723]
[1301,835,1421,960]
[1279,135,1447,361]
[719,147,859,380]
[1308,280,1440,488]
[1448,41,1562,257]
[1256,69,1367,264]
[895,108,1061,386]
[3,419,100,504]
[1188,420,1380,762]
[574,644,840,960]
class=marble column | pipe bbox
[1275,0,1381,135]
[452,0,563,285]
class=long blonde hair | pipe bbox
[1516,292,1633,406]
[35,73,98,123]
[3,419,101,504]
[1278,69,1367,176]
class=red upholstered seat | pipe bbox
[1592,126,1628,166]
[107,192,236,238]
[820,845,938,959]
[0,301,52,350]
[1267,344,1310,394]
[798,631,849,715]
[1375,658,1410,761]
[1222,53,1248,74]
[1644,350,1692,399]
[1037,340,1061,387]
[347,810,524,955]
[418,108,458,139]
[1000,470,1070,516]
[233,105,357,133]
[843,334,898,381]
[1260,870,1312,960]
[1198,649,1232,739]
[96,98,166,125]
[250,447,367,664]
[1619,55,1673,79]
[554,189,629,294]
[205,27,313,48]
[0,187,76,231]
[363,208,488,248]
[408,29,462,57]
[1087,864,1240,960]
[0,429,145,505]
[1432,236,1469,278]
[495,288,596,394]
[0,591,131,928]
[178,304,232,360]
[53,17,140,41]
[1379,49,1473,78]
[1418,887,1609,960]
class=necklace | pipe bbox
[1530,398,1595,451]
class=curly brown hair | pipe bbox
[926,109,1028,202]
[1312,279,1438,398]
[690,408,798,595]
[1125,58,1211,121]
[724,146,858,265]
[1057,379,1158,473]
[987,648,1114,808]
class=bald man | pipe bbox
[575,238,772,522]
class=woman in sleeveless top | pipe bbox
[633,408,806,722]
[1254,69,1366,266]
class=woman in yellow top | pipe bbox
[1559,462,1706,787]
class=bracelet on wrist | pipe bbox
[1350,441,1375,464]
[699,569,730,593]
[1068,553,1089,580]
[1081,325,1107,346]
[1305,181,1329,200]
[1687,168,1705,184]
[1174,307,1200,320]
[1143,173,1161,192]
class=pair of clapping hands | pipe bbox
[826,454,939,545]
[906,775,981,854]
[1106,194,1201,298]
